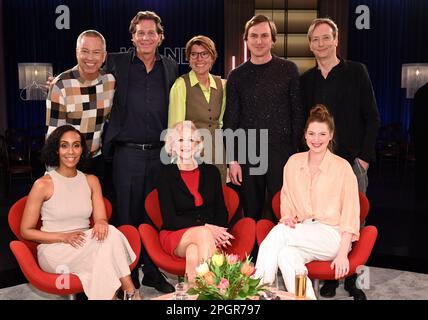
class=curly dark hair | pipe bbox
[41,125,88,167]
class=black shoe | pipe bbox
[346,286,367,300]
[319,280,339,298]
[75,292,88,300]
[344,275,367,300]
[141,271,175,293]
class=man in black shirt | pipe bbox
[223,15,304,222]
[103,11,178,294]
[300,18,380,300]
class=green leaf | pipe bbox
[242,283,249,292]
[187,288,198,295]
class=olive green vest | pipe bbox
[182,73,223,133]
[182,73,226,183]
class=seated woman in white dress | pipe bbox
[20,125,138,300]
[254,105,360,300]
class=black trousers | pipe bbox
[239,144,293,222]
[80,154,114,206]
[112,145,162,275]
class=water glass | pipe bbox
[295,269,307,299]
[174,276,189,300]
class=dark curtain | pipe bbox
[224,0,254,77]
[348,0,428,134]
[0,0,7,134]
[319,0,349,59]
[2,0,224,131]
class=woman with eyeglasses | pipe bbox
[168,35,227,183]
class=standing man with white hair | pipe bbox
[46,29,115,179]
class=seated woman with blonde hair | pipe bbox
[157,120,234,282]
[20,125,139,300]
[254,105,360,299]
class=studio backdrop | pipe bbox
[2,0,224,131]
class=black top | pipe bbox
[116,54,167,144]
[223,55,304,161]
[157,163,228,231]
[300,58,380,163]
[102,49,178,157]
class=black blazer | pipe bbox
[157,163,228,231]
[300,58,380,163]
[102,49,178,157]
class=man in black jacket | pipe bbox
[103,11,178,294]
[300,18,380,300]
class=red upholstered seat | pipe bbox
[8,196,141,297]
[139,185,256,276]
[256,191,378,281]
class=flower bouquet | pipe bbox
[187,252,266,300]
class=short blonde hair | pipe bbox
[164,120,203,158]
[185,35,218,62]
[307,18,339,41]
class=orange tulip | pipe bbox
[203,271,216,286]
[240,262,255,277]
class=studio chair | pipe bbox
[256,191,378,297]
[256,191,281,246]
[8,196,141,299]
[139,185,256,276]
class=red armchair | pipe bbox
[139,185,256,276]
[256,191,378,292]
[8,196,141,298]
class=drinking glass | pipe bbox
[174,275,189,300]
[295,269,308,299]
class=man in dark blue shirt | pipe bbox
[103,11,178,294]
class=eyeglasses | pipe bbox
[189,51,211,59]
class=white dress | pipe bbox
[37,170,136,300]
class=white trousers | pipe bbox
[254,220,342,299]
